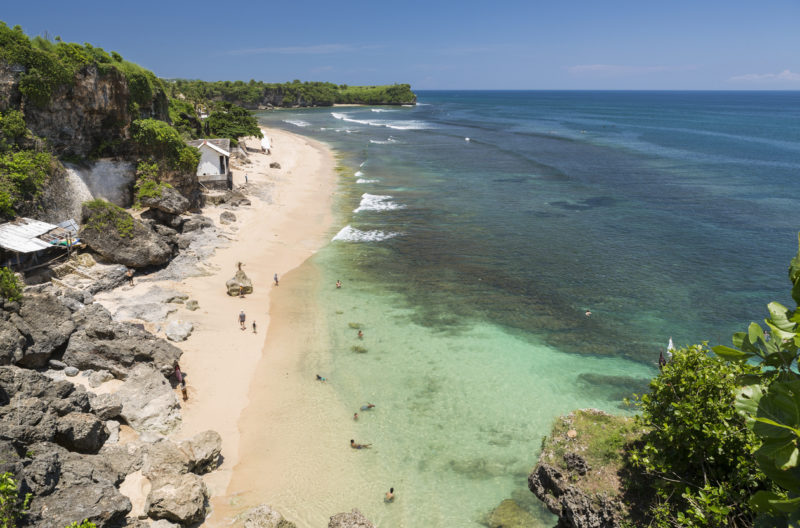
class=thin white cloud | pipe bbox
[220,44,358,56]
[728,69,800,83]
[567,64,693,75]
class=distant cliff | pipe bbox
[165,79,417,109]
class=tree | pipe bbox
[714,233,800,525]
[631,344,769,527]
[0,472,31,528]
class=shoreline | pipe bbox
[158,127,339,524]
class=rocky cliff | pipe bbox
[0,62,168,158]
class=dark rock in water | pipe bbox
[146,472,208,525]
[181,214,214,233]
[13,293,75,368]
[484,499,539,528]
[55,412,109,454]
[140,186,191,215]
[226,269,253,296]
[63,304,182,379]
[142,207,185,230]
[80,207,172,268]
[270,162,281,169]
[328,509,375,528]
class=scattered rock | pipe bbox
[179,430,222,474]
[115,364,181,434]
[55,412,109,454]
[64,366,79,377]
[165,320,193,342]
[564,452,590,476]
[270,162,281,169]
[181,214,214,233]
[185,300,199,311]
[106,420,120,444]
[142,440,191,481]
[146,472,208,525]
[90,393,123,420]
[88,369,114,388]
[0,318,26,365]
[14,293,76,368]
[226,269,253,296]
[328,509,375,528]
[140,186,191,215]
[220,211,237,224]
[241,504,297,528]
[48,359,67,370]
[141,208,185,230]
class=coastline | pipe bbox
[164,127,339,524]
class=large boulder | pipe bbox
[181,214,214,233]
[140,186,190,215]
[63,304,182,379]
[142,440,191,481]
[328,509,376,528]
[484,499,539,528]
[115,364,181,434]
[179,430,222,474]
[165,320,193,342]
[0,317,26,365]
[10,293,75,368]
[54,412,109,454]
[80,200,172,268]
[146,472,208,525]
[226,269,253,296]
[241,504,297,528]
[141,208,185,230]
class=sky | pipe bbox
[3,0,800,90]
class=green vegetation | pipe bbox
[82,199,134,238]
[64,521,96,528]
[0,149,57,218]
[0,22,165,109]
[631,345,769,527]
[0,471,31,528]
[351,345,368,354]
[131,119,199,175]
[0,267,22,303]
[134,161,172,206]
[711,234,800,526]
[204,102,262,144]
[166,79,416,107]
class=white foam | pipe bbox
[356,178,379,184]
[465,137,471,141]
[283,119,310,127]
[359,161,366,167]
[354,171,364,177]
[369,138,398,145]
[331,112,431,130]
[354,193,405,213]
[371,108,395,113]
[332,225,400,242]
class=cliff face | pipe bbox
[0,62,169,157]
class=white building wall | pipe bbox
[196,146,226,176]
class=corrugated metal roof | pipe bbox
[0,218,58,253]
[187,138,231,156]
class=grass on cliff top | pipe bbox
[540,409,644,498]
[83,199,134,238]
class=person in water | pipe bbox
[385,488,395,503]
[360,403,375,411]
[353,412,359,421]
[350,439,371,449]
[316,374,327,382]
[336,280,342,289]
[585,310,592,317]
[357,330,363,339]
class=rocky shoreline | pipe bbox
[0,178,376,527]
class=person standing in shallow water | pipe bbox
[385,488,395,502]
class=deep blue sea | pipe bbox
[255,91,800,527]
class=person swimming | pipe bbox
[316,374,327,382]
[385,487,395,503]
[357,330,364,339]
[336,280,342,289]
[350,439,371,449]
[360,403,375,411]
[353,412,359,421]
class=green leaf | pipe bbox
[713,345,752,361]
[769,302,798,333]
[751,491,800,514]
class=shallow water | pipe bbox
[257,91,800,526]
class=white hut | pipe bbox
[187,139,233,189]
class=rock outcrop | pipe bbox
[80,214,173,269]
[240,504,297,528]
[115,364,182,434]
[140,186,191,215]
[484,499,540,528]
[226,269,253,296]
[63,303,182,378]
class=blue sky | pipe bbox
[4,0,800,90]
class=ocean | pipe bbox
[255,91,800,526]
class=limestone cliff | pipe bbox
[0,62,168,158]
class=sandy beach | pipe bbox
[104,126,341,525]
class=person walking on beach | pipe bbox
[316,374,327,382]
[174,363,188,401]
[238,310,246,330]
[274,273,279,286]
[252,321,257,333]
[350,439,371,449]
[385,488,395,503]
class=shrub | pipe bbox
[64,521,97,528]
[82,199,134,238]
[131,119,199,174]
[0,150,56,218]
[0,267,22,302]
[0,471,31,528]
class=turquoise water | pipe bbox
[257,91,800,526]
